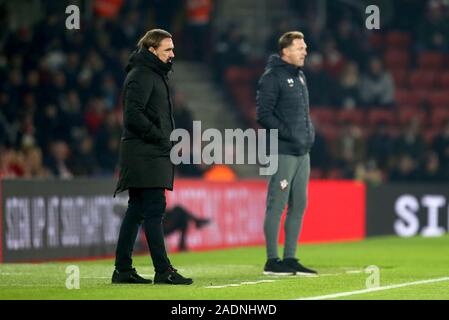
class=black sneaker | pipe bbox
[263,258,296,275]
[154,266,193,285]
[111,268,152,284]
[283,258,317,275]
[195,218,211,229]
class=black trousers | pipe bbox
[163,206,190,251]
[114,188,171,273]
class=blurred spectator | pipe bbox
[336,122,366,167]
[46,71,67,106]
[100,74,119,110]
[432,120,449,175]
[44,140,73,179]
[163,205,211,251]
[359,57,395,107]
[35,104,70,148]
[184,0,213,61]
[389,0,427,32]
[23,70,43,106]
[1,0,448,183]
[265,20,291,54]
[302,18,326,53]
[6,68,22,110]
[334,61,361,109]
[95,111,121,174]
[0,92,16,146]
[309,121,329,171]
[322,37,346,79]
[367,122,395,170]
[152,0,180,32]
[305,52,333,106]
[63,52,81,88]
[213,24,250,81]
[354,159,384,186]
[390,154,419,182]
[394,119,425,160]
[417,1,449,52]
[60,90,86,143]
[22,146,51,178]
[173,92,194,134]
[15,113,36,150]
[84,97,107,135]
[0,146,24,178]
[418,151,445,182]
[69,136,100,177]
[335,19,363,63]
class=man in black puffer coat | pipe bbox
[112,29,192,285]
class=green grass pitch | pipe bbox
[1,236,449,300]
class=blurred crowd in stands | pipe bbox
[1,0,449,183]
[0,0,201,179]
[214,0,449,183]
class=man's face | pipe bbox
[150,38,175,63]
[283,38,308,67]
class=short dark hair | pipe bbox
[137,29,172,50]
[278,31,304,56]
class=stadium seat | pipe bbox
[224,67,253,84]
[320,124,339,142]
[423,127,441,144]
[418,52,445,70]
[310,108,336,125]
[367,109,396,127]
[369,32,383,51]
[437,72,449,88]
[336,109,365,125]
[444,54,449,69]
[310,168,324,179]
[397,109,427,126]
[384,50,410,70]
[385,31,412,49]
[395,89,420,107]
[327,168,344,179]
[230,85,254,113]
[390,68,409,89]
[409,70,437,89]
[430,107,449,127]
[413,89,434,105]
[428,90,449,108]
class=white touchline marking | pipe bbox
[0,273,33,275]
[297,277,449,300]
[205,271,356,289]
[206,280,276,289]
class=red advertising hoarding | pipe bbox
[165,180,365,252]
[0,178,365,262]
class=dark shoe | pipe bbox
[283,258,317,275]
[263,258,296,275]
[154,266,193,285]
[111,268,152,284]
[195,218,211,229]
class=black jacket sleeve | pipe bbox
[123,75,164,143]
[256,72,292,140]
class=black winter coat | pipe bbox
[256,54,315,156]
[114,48,175,195]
